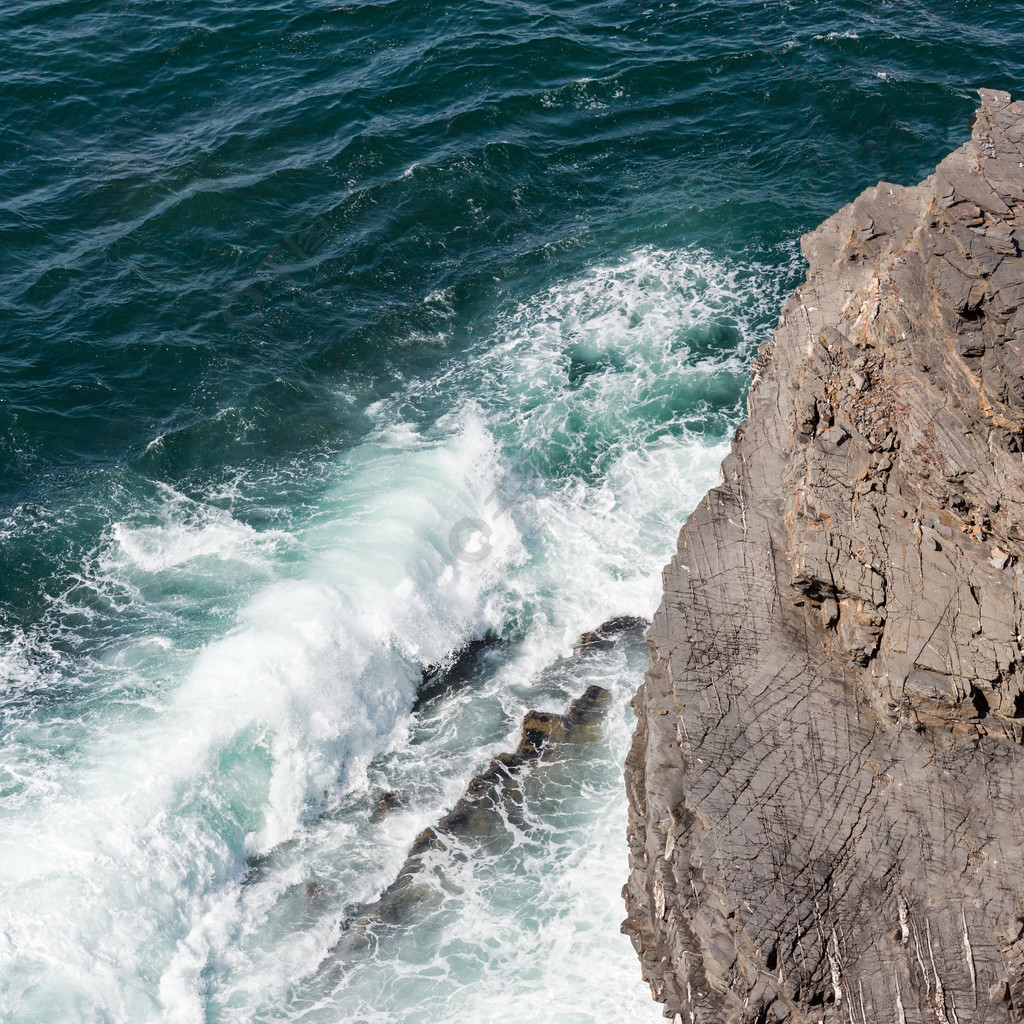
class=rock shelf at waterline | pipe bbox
[624,90,1024,1023]
[347,685,612,939]
[337,616,645,947]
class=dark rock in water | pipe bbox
[347,681,613,938]
[576,615,648,654]
[371,790,406,821]
[304,880,328,905]
[401,689,611,873]
[517,709,570,758]
[343,618,641,947]
[566,685,615,746]
[624,91,1024,1023]
[417,633,506,711]
[566,682,614,724]
[418,618,643,716]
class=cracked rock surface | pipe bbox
[623,90,1024,1023]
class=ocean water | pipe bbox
[1,1,1022,1021]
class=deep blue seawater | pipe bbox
[1,1,1022,1021]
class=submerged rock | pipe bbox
[339,618,645,946]
[391,684,612,885]
[371,790,406,821]
[344,657,625,941]
[624,91,1024,1023]
[417,633,506,710]
[576,615,648,654]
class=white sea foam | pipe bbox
[0,245,798,1023]
[109,509,285,573]
[0,419,525,1022]
[538,76,623,111]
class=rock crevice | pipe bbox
[624,90,1024,1023]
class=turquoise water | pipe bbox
[1,1,1022,1021]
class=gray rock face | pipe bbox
[623,90,1024,1024]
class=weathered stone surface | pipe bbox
[624,90,1024,1023]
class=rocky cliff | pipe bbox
[623,90,1024,1024]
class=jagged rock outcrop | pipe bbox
[330,616,645,946]
[346,680,617,938]
[624,90,1024,1023]
[400,682,613,877]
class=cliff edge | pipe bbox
[624,90,1024,1023]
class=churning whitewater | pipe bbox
[0,249,796,1022]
